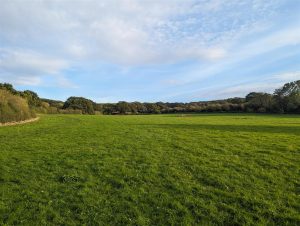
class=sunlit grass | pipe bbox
[1,114,299,225]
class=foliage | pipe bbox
[116,101,131,114]
[21,90,42,107]
[1,80,299,116]
[0,89,35,123]
[245,92,274,112]
[0,114,299,225]
[41,98,64,108]
[63,97,95,114]
[274,80,300,113]
[0,83,18,95]
[274,80,300,97]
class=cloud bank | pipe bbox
[0,0,299,101]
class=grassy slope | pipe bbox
[0,114,299,225]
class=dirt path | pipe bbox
[0,117,40,127]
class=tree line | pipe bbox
[1,80,299,122]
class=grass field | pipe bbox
[0,114,300,225]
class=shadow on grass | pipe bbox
[137,123,300,135]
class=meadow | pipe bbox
[0,114,299,225]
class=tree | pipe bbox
[274,80,300,113]
[102,104,116,114]
[63,97,95,114]
[116,101,130,114]
[1,80,299,115]
[274,80,300,97]
[246,92,273,112]
[134,102,147,113]
[0,83,18,95]
[94,103,103,112]
[41,98,64,109]
[246,92,264,102]
[144,103,160,114]
[22,90,41,107]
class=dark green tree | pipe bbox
[274,80,300,113]
[63,97,95,114]
[0,83,18,95]
[22,90,41,107]
[116,101,130,114]
[246,92,274,112]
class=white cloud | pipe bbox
[215,82,282,97]
[163,23,300,87]
[237,26,300,59]
[0,0,284,65]
[0,75,42,86]
[0,48,69,86]
[56,76,79,89]
[273,71,300,81]
[211,70,300,98]
[161,68,300,101]
[0,49,68,74]
[66,43,87,58]
[0,0,297,96]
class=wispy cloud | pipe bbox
[0,48,69,86]
[0,0,284,65]
[164,70,300,101]
[273,71,300,81]
[0,0,299,101]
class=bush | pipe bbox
[59,109,83,114]
[0,90,36,123]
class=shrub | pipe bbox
[0,90,36,123]
[59,109,83,114]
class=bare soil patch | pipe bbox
[0,117,40,127]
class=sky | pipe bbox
[0,0,300,103]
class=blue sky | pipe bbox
[0,0,300,103]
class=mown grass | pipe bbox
[0,114,299,225]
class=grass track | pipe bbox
[0,114,300,225]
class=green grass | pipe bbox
[1,114,300,225]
